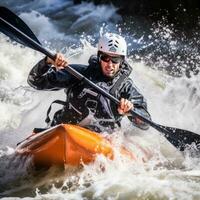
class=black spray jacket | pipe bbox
[28,56,151,131]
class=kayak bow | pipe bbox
[16,124,135,167]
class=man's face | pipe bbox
[99,53,123,78]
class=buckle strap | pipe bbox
[45,100,66,123]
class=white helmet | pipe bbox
[98,33,127,57]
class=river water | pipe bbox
[0,0,200,199]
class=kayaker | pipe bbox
[28,33,151,132]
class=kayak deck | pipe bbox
[16,124,117,167]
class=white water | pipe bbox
[0,1,200,199]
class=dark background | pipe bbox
[74,0,200,31]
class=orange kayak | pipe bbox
[16,124,135,168]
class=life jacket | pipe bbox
[45,55,132,129]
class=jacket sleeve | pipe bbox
[27,57,88,90]
[119,78,151,130]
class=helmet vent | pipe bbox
[98,33,127,56]
[109,46,117,52]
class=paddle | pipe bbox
[0,7,41,49]
[0,7,200,151]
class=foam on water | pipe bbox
[19,11,65,41]
[0,36,39,130]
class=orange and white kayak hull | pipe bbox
[16,124,118,167]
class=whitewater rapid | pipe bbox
[1,33,200,199]
[0,0,200,199]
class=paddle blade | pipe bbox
[159,125,200,151]
[129,109,200,152]
[0,6,41,47]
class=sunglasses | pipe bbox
[100,54,123,64]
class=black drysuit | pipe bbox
[28,56,151,132]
